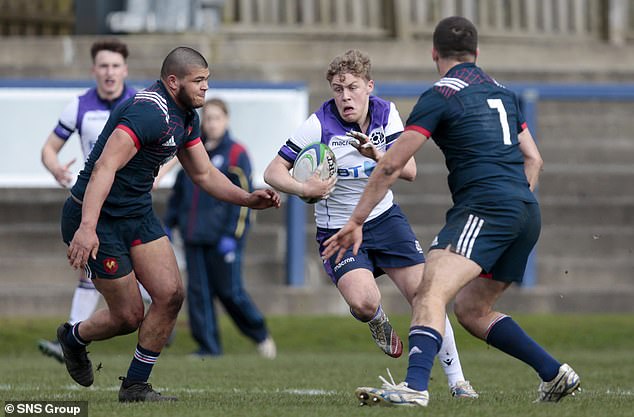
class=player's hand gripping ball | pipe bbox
[292,142,337,204]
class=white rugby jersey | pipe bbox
[53,86,137,159]
[278,96,404,228]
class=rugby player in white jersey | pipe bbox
[264,49,477,398]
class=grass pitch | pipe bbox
[1,314,633,417]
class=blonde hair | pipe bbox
[326,49,372,83]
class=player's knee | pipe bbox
[117,308,145,334]
[349,299,380,321]
[454,293,475,325]
[454,294,487,332]
[151,281,184,311]
[165,285,184,315]
[453,300,469,327]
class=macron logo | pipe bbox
[333,257,354,272]
[409,346,423,357]
[163,136,176,147]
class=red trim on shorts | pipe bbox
[116,124,141,150]
[479,272,493,279]
[185,137,202,148]
[404,125,432,138]
[131,238,142,246]
[521,122,528,131]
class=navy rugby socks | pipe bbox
[404,326,442,391]
[126,344,160,383]
[486,315,561,381]
[65,322,90,350]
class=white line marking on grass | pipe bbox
[605,389,634,397]
[282,389,338,395]
[7,383,337,397]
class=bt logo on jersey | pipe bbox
[337,161,376,178]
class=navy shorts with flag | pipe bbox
[61,196,166,279]
[430,200,540,283]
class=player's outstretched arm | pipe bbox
[178,142,280,209]
[245,189,281,209]
[323,129,426,262]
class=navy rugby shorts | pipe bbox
[317,204,425,285]
[61,197,166,279]
[430,200,541,283]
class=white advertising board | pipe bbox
[0,81,308,188]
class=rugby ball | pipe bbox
[292,142,337,204]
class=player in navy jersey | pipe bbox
[57,47,280,402]
[265,49,477,398]
[38,38,138,363]
[323,17,580,406]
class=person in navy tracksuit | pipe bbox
[164,98,276,358]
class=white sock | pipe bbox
[437,314,466,387]
[68,286,101,325]
[138,283,153,304]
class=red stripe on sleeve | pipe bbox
[185,137,202,148]
[404,125,432,138]
[521,122,528,131]
[116,124,141,150]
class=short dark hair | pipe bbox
[433,16,478,60]
[90,38,129,62]
[326,49,372,83]
[160,47,208,79]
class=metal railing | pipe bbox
[3,0,634,45]
[219,0,390,38]
[218,0,617,42]
[0,0,74,36]
[394,0,603,40]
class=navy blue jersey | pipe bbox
[71,80,201,217]
[406,63,536,205]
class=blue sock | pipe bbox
[486,316,561,381]
[64,322,89,350]
[404,326,442,391]
[126,344,160,383]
